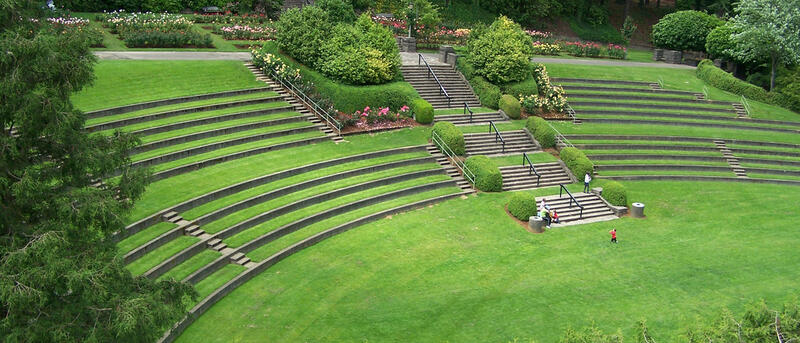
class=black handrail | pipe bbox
[463,102,473,123]
[418,54,452,108]
[488,121,505,153]
[559,184,584,218]
[522,152,541,186]
[263,67,342,135]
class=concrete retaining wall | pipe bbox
[596,164,732,172]
[565,134,800,149]
[603,175,800,186]
[588,154,727,162]
[116,146,428,241]
[85,87,270,119]
[581,118,800,134]
[157,191,467,343]
[130,105,296,137]
[561,85,695,96]
[550,78,651,86]
[576,144,718,152]
[576,111,800,128]
[569,93,733,105]
[569,101,734,113]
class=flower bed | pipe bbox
[46,16,104,47]
[97,11,212,48]
[337,106,416,134]
[219,25,275,40]
[193,13,272,25]
[526,30,627,60]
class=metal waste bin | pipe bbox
[632,202,645,218]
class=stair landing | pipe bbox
[535,192,618,227]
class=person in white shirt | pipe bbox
[584,173,592,192]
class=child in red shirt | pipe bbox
[609,229,617,243]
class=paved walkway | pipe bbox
[400,52,446,66]
[532,57,695,69]
[94,51,251,60]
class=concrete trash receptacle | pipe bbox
[632,202,645,218]
[529,216,545,233]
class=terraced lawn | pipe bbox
[490,153,559,166]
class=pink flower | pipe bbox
[364,106,370,113]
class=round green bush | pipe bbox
[526,117,555,148]
[470,76,502,109]
[705,23,737,61]
[411,98,434,124]
[602,181,627,207]
[275,7,332,67]
[499,94,521,119]
[464,155,502,192]
[431,122,465,155]
[467,16,533,84]
[316,0,356,23]
[508,192,537,221]
[651,10,722,52]
[559,147,595,181]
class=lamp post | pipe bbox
[407,1,414,38]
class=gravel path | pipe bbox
[532,57,695,69]
[93,51,251,60]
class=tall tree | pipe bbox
[0,1,194,341]
[729,0,800,90]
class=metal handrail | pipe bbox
[488,121,505,153]
[522,152,541,186]
[741,95,752,117]
[544,120,574,148]
[702,86,709,100]
[463,102,473,123]
[431,130,475,184]
[559,184,584,218]
[657,76,664,89]
[264,67,342,135]
[566,103,578,123]
[418,54,452,108]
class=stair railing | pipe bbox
[522,152,541,186]
[463,102,473,123]
[488,120,505,153]
[566,103,578,123]
[544,120,574,148]
[559,184,584,218]
[740,95,752,117]
[264,67,342,135]
[432,130,475,185]
[418,54,452,108]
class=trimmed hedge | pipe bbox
[651,10,722,52]
[525,116,555,148]
[499,95,521,119]
[260,41,419,113]
[411,99,434,124]
[470,76,502,109]
[431,122,465,155]
[508,192,537,221]
[696,59,769,102]
[559,147,594,182]
[503,77,539,98]
[464,155,503,192]
[602,180,628,207]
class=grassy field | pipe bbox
[175,181,800,342]
[73,60,263,111]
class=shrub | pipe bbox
[123,31,212,48]
[466,16,533,84]
[705,23,737,61]
[275,7,332,67]
[503,78,539,98]
[602,181,627,207]
[696,59,770,102]
[464,156,502,192]
[499,95,521,119]
[431,122,465,155]
[559,147,594,181]
[411,98,434,124]
[526,116,555,148]
[567,18,626,45]
[316,0,356,23]
[470,76,502,109]
[508,192,537,221]
[651,10,722,52]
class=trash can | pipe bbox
[632,202,645,218]
[529,216,545,233]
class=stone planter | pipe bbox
[653,48,664,61]
[439,45,455,63]
[663,50,682,64]
[529,216,545,233]
[681,50,707,66]
[398,37,417,53]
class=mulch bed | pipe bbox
[504,204,545,234]
[521,109,571,120]
[340,120,420,135]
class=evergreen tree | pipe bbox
[0,1,194,341]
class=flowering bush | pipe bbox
[220,25,275,40]
[98,10,212,48]
[526,30,552,39]
[522,64,568,115]
[251,49,301,82]
[337,105,414,129]
[45,16,104,47]
[419,26,470,45]
[607,44,627,59]
[125,31,213,48]
[532,41,560,55]
[194,12,272,25]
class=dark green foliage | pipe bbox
[602,181,627,207]
[0,3,194,341]
[526,116,555,148]
[466,16,533,84]
[559,147,594,181]
[464,156,502,192]
[508,192,538,221]
[316,0,356,23]
[142,0,183,12]
[498,94,521,119]
[259,41,416,112]
[567,18,626,45]
[275,7,333,68]
[651,10,723,52]
[705,23,737,60]
[470,76,502,109]
[123,31,213,48]
[56,0,250,12]
[411,98,434,124]
[479,0,561,26]
[560,326,624,342]
[696,59,770,101]
[775,66,800,113]
[503,78,539,98]
[431,121,465,155]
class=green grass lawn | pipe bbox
[175,181,800,342]
[490,152,559,166]
[72,60,263,111]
